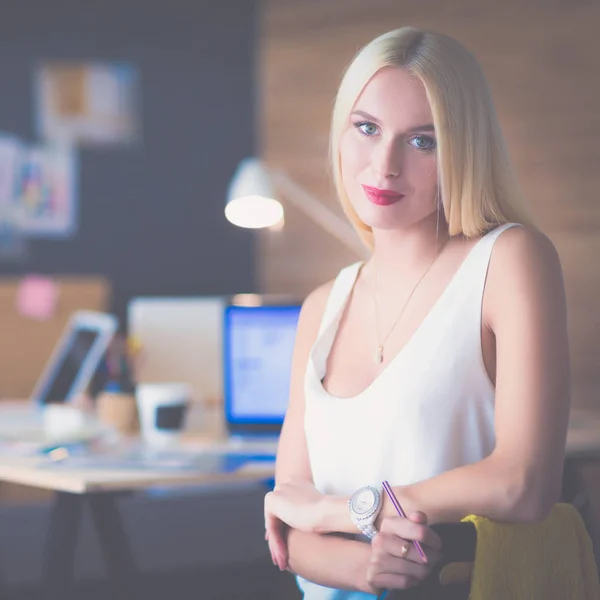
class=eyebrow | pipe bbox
[351,110,435,133]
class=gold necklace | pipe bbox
[372,237,450,364]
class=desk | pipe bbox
[0,406,275,599]
[0,450,275,495]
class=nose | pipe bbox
[371,138,403,179]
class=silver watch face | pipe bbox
[351,488,376,515]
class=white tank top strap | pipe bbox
[449,222,522,343]
[465,222,522,289]
[477,222,521,257]
[316,261,363,338]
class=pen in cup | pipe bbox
[381,480,427,562]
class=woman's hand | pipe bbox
[365,512,443,593]
[264,481,329,570]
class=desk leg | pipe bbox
[89,493,139,599]
[40,492,83,600]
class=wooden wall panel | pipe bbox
[259,0,600,407]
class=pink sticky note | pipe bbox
[17,275,59,321]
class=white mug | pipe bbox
[135,382,192,446]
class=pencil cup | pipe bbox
[136,382,191,446]
[96,389,140,436]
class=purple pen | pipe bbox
[381,480,427,562]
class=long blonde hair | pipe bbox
[330,27,534,250]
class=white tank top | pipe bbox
[297,223,518,599]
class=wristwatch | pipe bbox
[348,485,382,539]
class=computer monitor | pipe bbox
[223,304,301,434]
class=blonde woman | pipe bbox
[264,27,570,598]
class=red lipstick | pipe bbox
[361,185,404,206]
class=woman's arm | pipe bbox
[317,227,571,532]
[286,530,374,593]
[287,515,443,595]
[389,228,570,523]
[267,279,374,587]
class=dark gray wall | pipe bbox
[0,0,258,326]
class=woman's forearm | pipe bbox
[383,453,552,525]
[320,454,555,534]
[287,529,373,593]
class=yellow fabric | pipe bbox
[462,503,600,600]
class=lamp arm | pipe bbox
[270,169,370,259]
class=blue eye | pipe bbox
[354,121,379,137]
[409,135,436,151]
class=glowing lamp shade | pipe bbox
[225,158,283,228]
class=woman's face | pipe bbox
[339,67,439,232]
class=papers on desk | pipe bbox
[0,407,116,457]
[37,447,276,475]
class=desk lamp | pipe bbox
[225,157,368,258]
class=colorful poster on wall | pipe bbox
[35,62,140,146]
[0,134,27,257]
[11,144,78,237]
[0,134,22,206]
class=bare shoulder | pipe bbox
[297,278,336,341]
[304,278,336,310]
[485,225,566,328]
[491,225,562,272]
[294,262,361,354]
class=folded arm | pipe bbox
[287,530,373,593]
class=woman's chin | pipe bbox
[354,209,406,232]
[353,202,440,234]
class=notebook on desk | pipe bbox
[208,302,302,457]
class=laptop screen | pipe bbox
[224,304,301,432]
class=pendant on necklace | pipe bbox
[375,345,384,364]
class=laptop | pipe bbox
[217,302,302,456]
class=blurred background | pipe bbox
[0,0,597,598]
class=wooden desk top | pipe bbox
[0,406,275,494]
[0,454,275,495]
[0,406,598,495]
